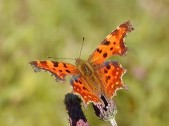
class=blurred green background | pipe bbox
[0,0,169,126]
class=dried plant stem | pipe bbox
[110,118,117,126]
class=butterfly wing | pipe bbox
[30,61,79,82]
[88,21,134,65]
[70,76,101,104]
[97,61,126,98]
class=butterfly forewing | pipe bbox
[30,61,79,82]
[88,21,134,65]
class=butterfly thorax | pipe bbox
[75,58,102,95]
[75,58,93,76]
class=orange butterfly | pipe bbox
[30,21,134,105]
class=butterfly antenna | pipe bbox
[79,37,85,59]
[48,56,76,61]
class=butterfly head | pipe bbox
[75,58,84,66]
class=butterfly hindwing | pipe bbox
[30,61,79,82]
[97,61,126,98]
[88,21,134,65]
[70,76,101,104]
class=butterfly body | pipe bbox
[75,58,104,102]
[30,21,134,105]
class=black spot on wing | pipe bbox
[83,86,89,92]
[104,69,108,73]
[52,61,59,67]
[105,75,111,83]
[107,76,110,80]
[110,47,113,50]
[96,48,102,53]
[79,81,82,84]
[103,53,107,58]
[102,40,110,45]
[63,63,68,68]
[66,69,71,73]
[106,65,111,69]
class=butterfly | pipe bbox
[30,21,134,105]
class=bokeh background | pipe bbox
[0,0,169,126]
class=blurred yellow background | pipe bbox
[0,0,169,126]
